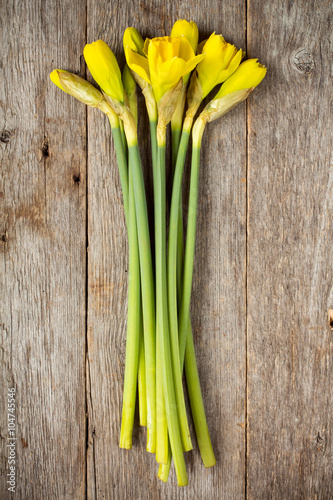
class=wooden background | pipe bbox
[0,0,332,498]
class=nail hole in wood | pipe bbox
[0,130,11,144]
[73,173,81,184]
[328,309,333,330]
[1,233,7,243]
[41,137,49,158]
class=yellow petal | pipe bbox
[125,46,151,84]
[50,69,67,92]
[178,36,196,61]
[197,32,243,97]
[83,40,124,102]
[143,38,151,57]
[215,59,267,98]
[152,58,185,101]
[216,48,243,83]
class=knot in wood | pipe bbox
[293,50,314,74]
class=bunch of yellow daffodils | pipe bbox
[50,18,266,487]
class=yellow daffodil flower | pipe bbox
[171,19,199,54]
[83,40,124,103]
[50,69,104,107]
[196,33,243,98]
[126,36,204,103]
[215,58,267,98]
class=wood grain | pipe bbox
[247,1,333,498]
[1,0,332,498]
[0,1,87,498]
[86,1,246,499]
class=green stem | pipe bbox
[110,125,129,227]
[156,136,188,486]
[119,119,128,164]
[168,129,190,356]
[179,142,216,467]
[138,305,147,427]
[128,143,156,454]
[119,157,140,449]
[158,441,171,482]
[178,145,200,367]
[171,126,184,297]
[156,325,168,463]
[171,127,181,176]
[166,134,193,454]
[150,120,158,172]
[168,120,216,472]
[150,119,168,463]
[185,322,216,467]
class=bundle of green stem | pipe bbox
[50,19,266,487]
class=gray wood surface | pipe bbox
[247,1,333,498]
[0,0,332,499]
[0,1,87,499]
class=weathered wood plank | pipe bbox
[247,1,333,498]
[0,1,86,498]
[86,1,246,498]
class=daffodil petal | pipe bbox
[178,36,196,61]
[143,38,151,57]
[215,58,267,98]
[50,70,67,92]
[125,46,151,84]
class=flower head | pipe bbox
[215,58,267,98]
[127,36,204,103]
[196,33,243,98]
[83,40,124,102]
[50,69,103,107]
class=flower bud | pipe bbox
[123,27,145,56]
[83,40,124,103]
[50,69,104,107]
[171,19,199,54]
[122,64,137,124]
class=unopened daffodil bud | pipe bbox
[50,69,119,126]
[122,64,138,124]
[83,40,124,103]
[171,19,199,88]
[214,58,267,98]
[196,33,243,98]
[123,27,145,56]
[171,19,199,54]
[50,69,106,107]
[123,28,157,121]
